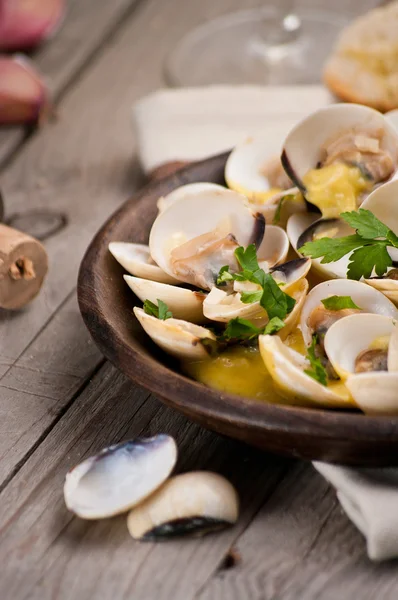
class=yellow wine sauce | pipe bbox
[302,163,372,218]
[183,328,307,405]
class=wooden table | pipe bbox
[1,1,396,598]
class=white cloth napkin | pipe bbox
[132,85,398,562]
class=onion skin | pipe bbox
[0,55,50,125]
[0,0,65,51]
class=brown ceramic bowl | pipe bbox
[78,152,398,466]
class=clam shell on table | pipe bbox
[324,314,398,415]
[300,279,398,346]
[127,471,239,541]
[281,103,398,193]
[134,307,216,360]
[109,242,179,285]
[124,275,206,324]
[149,187,265,290]
[157,182,225,213]
[64,435,177,519]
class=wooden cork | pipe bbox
[0,224,48,309]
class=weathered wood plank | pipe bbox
[0,362,290,600]
[0,293,102,488]
[0,0,142,168]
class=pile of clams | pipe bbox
[109,103,398,415]
[64,435,239,540]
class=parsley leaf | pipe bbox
[263,317,285,335]
[304,335,328,386]
[341,208,390,240]
[222,318,262,341]
[347,244,392,280]
[321,295,361,311]
[143,299,173,320]
[240,290,263,304]
[235,244,261,272]
[217,265,233,285]
[260,272,296,319]
[299,234,364,263]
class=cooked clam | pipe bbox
[64,435,177,519]
[257,225,290,270]
[282,103,398,218]
[157,182,225,213]
[386,109,398,134]
[149,188,265,290]
[270,258,311,292]
[258,334,352,408]
[300,279,398,346]
[134,307,216,360]
[324,314,398,414]
[127,472,239,541]
[109,242,179,285]
[124,275,206,324]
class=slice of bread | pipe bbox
[324,2,398,112]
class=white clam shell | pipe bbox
[300,280,398,346]
[287,213,352,279]
[134,307,215,360]
[270,258,311,293]
[346,373,398,415]
[278,278,309,341]
[324,313,397,380]
[149,188,263,282]
[282,103,398,188]
[127,471,239,540]
[64,435,177,519]
[124,275,206,324]
[157,182,225,213]
[257,225,289,269]
[109,242,179,285]
[258,334,352,408]
[386,109,398,134]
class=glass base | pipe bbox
[165,8,349,87]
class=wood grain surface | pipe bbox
[0,0,394,599]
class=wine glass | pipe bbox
[165,2,350,86]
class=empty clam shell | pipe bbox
[64,435,177,519]
[134,307,216,360]
[127,471,239,541]
[257,225,289,269]
[157,182,225,213]
[109,242,179,285]
[124,275,206,324]
[270,258,311,292]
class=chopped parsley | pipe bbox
[304,335,328,386]
[143,299,173,320]
[321,295,361,311]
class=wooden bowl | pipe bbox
[78,152,398,466]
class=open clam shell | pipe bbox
[149,188,265,288]
[258,334,352,408]
[287,213,355,280]
[157,182,225,213]
[281,103,398,193]
[124,276,206,324]
[257,225,289,269]
[127,472,239,541]
[270,258,311,292]
[323,314,398,415]
[300,279,398,346]
[324,314,397,380]
[109,242,179,285]
[64,435,177,519]
[134,307,216,360]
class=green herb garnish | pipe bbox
[217,244,296,320]
[304,335,328,386]
[321,295,361,311]
[143,299,173,320]
[272,193,295,225]
[222,316,285,342]
[299,209,398,280]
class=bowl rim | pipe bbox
[78,152,398,451]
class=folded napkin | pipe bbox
[132,85,398,562]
